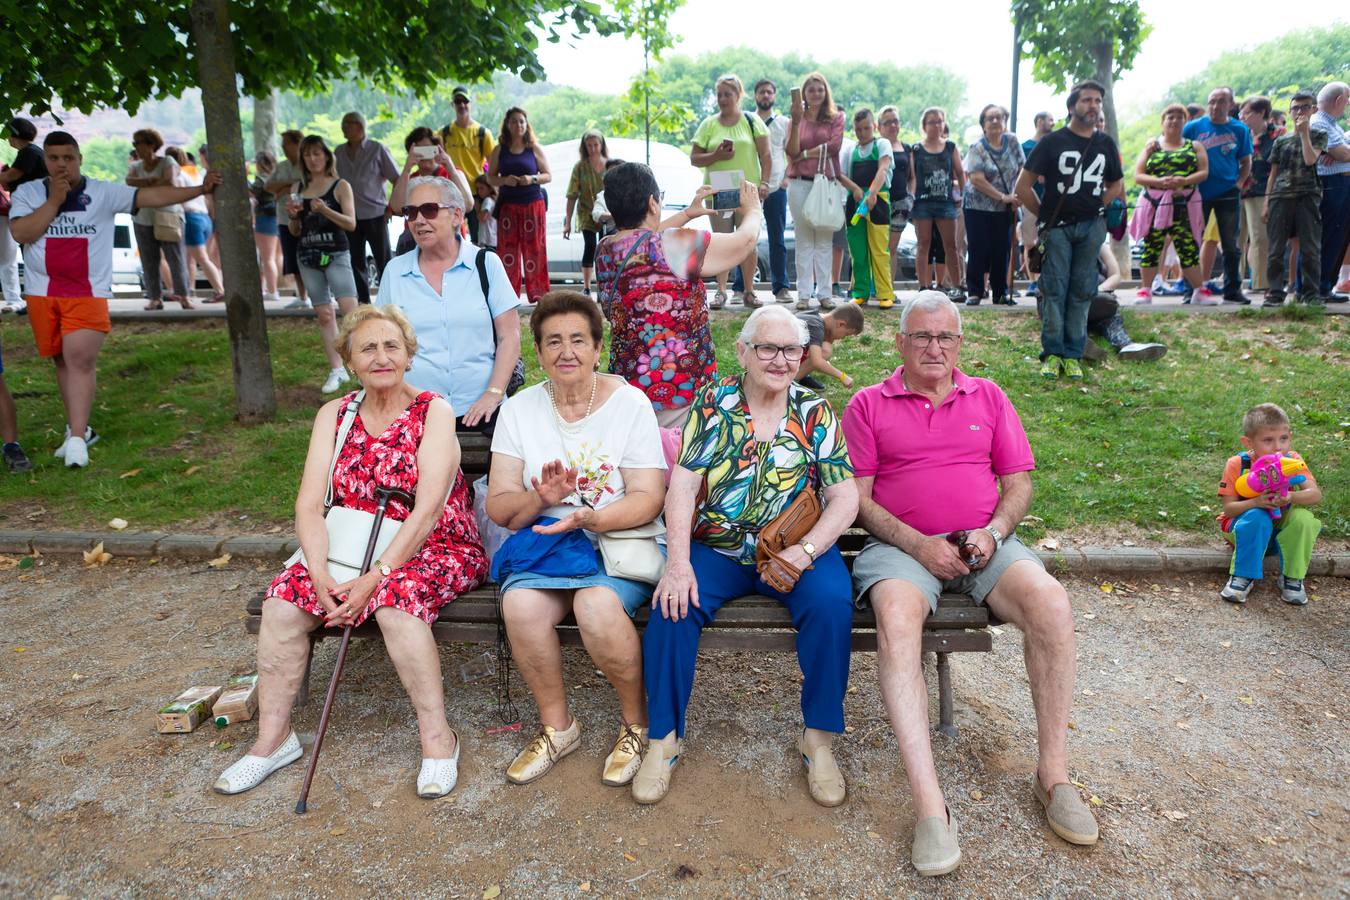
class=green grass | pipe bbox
[1,308,1346,541]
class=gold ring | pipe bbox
[665,592,674,599]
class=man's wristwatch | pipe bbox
[982,526,1005,550]
[374,559,392,577]
[799,541,817,562]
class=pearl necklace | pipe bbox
[547,375,597,431]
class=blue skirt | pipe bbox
[500,556,654,617]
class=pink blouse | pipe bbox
[787,112,844,180]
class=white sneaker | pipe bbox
[262,292,282,303]
[213,731,303,795]
[284,297,312,310]
[0,299,26,314]
[321,368,348,393]
[1192,287,1221,306]
[54,426,99,460]
[416,729,462,798]
[64,436,89,468]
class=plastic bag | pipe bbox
[472,475,512,564]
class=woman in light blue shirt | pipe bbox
[376,176,522,435]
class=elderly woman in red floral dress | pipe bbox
[595,163,763,429]
[214,305,486,801]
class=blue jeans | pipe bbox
[733,188,788,293]
[1318,173,1350,295]
[1038,217,1106,360]
[643,541,853,740]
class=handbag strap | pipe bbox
[324,390,364,511]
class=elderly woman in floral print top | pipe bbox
[633,305,859,810]
[486,291,667,791]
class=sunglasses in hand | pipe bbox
[401,202,454,221]
[945,530,987,569]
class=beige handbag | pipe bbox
[152,209,184,243]
[597,521,667,585]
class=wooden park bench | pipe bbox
[245,433,995,736]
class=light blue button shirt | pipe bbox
[1311,111,1350,177]
[375,239,520,416]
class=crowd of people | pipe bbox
[0,63,1336,883]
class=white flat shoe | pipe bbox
[417,730,461,798]
[213,731,302,795]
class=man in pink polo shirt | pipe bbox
[842,291,1095,877]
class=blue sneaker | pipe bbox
[1204,279,1223,294]
[1024,280,1039,298]
[1152,277,1185,297]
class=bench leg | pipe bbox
[936,652,957,738]
[295,637,317,709]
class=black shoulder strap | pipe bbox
[1043,132,1096,228]
[478,125,487,155]
[475,245,492,300]
[744,112,757,135]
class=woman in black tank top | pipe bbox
[909,107,966,296]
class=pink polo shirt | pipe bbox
[842,366,1035,536]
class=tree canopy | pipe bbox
[1163,24,1350,106]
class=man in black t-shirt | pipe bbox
[1016,82,1123,379]
[1,118,48,311]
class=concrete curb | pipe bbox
[3,528,1347,577]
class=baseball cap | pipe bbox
[452,87,470,102]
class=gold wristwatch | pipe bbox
[374,559,392,577]
[799,541,817,562]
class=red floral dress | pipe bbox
[268,391,487,626]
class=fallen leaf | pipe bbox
[969,789,984,801]
[72,673,85,682]
[482,886,501,900]
[1099,583,1113,594]
[330,827,347,837]
[1220,641,1232,649]
[1174,676,1188,685]
[217,741,233,750]
[17,556,35,570]
[866,830,881,839]
[0,556,17,570]
[1326,711,1338,719]
[579,882,590,892]
[1176,721,1190,729]
[119,468,142,479]
[1081,688,1096,697]
[1089,795,1103,807]
[184,465,203,476]
[83,542,112,567]
[1082,613,1096,620]
[1238,696,1254,705]
[1040,538,1060,551]
[623,852,637,862]
[1160,810,1189,821]
[637,837,649,846]
[108,518,128,531]
[13,647,26,653]
[207,553,233,569]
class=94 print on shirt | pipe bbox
[1052,149,1107,197]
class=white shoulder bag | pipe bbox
[284,391,404,583]
[800,143,846,231]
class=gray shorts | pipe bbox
[298,250,357,306]
[832,223,847,249]
[852,534,1043,614]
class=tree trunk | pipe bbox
[252,89,278,159]
[189,0,276,422]
[1094,42,1118,141]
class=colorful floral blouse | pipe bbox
[595,228,718,415]
[677,376,853,563]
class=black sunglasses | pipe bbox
[401,203,454,221]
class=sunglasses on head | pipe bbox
[401,203,455,221]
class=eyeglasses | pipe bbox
[904,331,962,348]
[401,203,455,221]
[751,343,806,362]
[1290,104,1313,112]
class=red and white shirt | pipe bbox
[10,177,137,299]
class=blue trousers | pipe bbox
[644,541,853,740]
[1038,217,1106,361]
[1318,173,1350,295]
[734,188,789,293]
[1225,506,1321,580]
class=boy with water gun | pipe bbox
[1216,403,1322,605]
[838,108,895,308]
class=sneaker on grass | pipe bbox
[64,435,89,469]
[1040,356,1061,379]
[321,367,349,394]
[1220,575,1254,604]
[3,443,32,473]
[54,426,100,459]
[1062,358,1083,380]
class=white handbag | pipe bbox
[284,391,403,583]
[800,144,845,231]
[597,520,667,585]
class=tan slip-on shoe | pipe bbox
[601,723,647,787]
[1033,775,1100,845]
[631,738,681,805]
[505,718,581,785]
[912,806,961,877]
[797,733,846,807]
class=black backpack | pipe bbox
[473,247,525,395]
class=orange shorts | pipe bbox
[26,296,111,358]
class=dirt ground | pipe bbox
[0,557,1345,898]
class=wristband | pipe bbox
[836,371,850,383]
[486,387,505,396]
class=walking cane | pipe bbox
[295,485,416,814]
